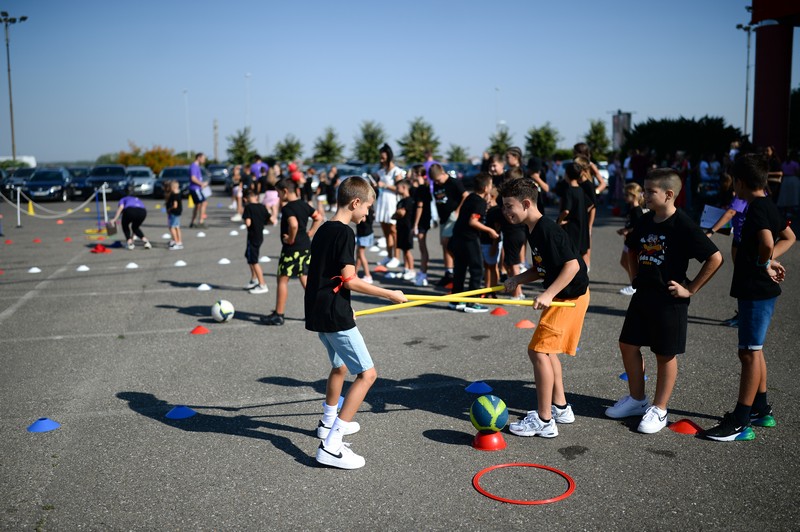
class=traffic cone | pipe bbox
[490,308,508,316]
[27,201,34,215]
[515,319,535,329]
[188,195,195,209]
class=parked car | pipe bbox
[22,167,73,202]
[127,166,157,196]
[78,165,130,200]
[153,166,209,198]
[1,166,35,198]
[207,164,229,185]
[67,167,92,199]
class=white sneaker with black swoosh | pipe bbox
[316,420,361,439]
[637,405,668,434]
[315,442,365,469]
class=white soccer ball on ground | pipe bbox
[211,299,235,323]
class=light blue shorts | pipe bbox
[737,297,777,350]
[481,243,500,265]
[356,233,374,248]
[318,326,374,374]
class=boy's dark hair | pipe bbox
[491,153,504,164]
[507,167,524,180]
[500,176,539,204]
[428,163,447,181]
[731,153,768,191]
[276,178,298,194]
[396,178,412,189]
[473,173,492,193]
[195,152,205,161]
[409,164,425,178]
[245,188,258,198]
[563,162,582,182]
[645,168,683,196]
[337,176,376,207]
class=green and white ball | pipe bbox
[469,394,509,433]
[211,299,235,323]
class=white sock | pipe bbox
[321,402,338,427]
[323,417,351,451]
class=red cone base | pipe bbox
[472,431,507,451]
[64,237,73,242]
[190,325,210,335]
[56,219,64,224]
[374,265,388,273]
[490,307,508,316]
[668,418,703,435]
[515,319,536,329]
[33,238,42,243]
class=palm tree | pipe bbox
[353,120,387,164]
[584,119,610,158]
[273,134,303,162]
[525,122,561,161]
[398,117,440,163]
[488,125,514,156]
[313,127,345,164]
[226,127,256,165]
[446,144,469,163]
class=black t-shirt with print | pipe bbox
[433,177,465,221]
[452,192,487,242]
[625,209,719,303]
[731,197,786,300]
[413,184,433,230]
[527,216,588,299]
[305,221,357,333]
[243,202,269,244]
[280,199,316,252]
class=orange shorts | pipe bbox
[528,289,590,356]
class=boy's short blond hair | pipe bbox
[645,168,682,197]
[337,176,376,207]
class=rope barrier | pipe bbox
[0,188,100,219]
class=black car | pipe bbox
[2,166,35,198]
[154,166,191,198]
[207,164,229,185]
[78,165,130,200]
[22,167,73,202]
[67,166,92,199]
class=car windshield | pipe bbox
[68,168,90,178]
[14,168,35,178]
[90,167,125,177]
[30,172,62,182]
[128,171,151,177]
[161,168,189,178]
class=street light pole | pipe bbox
[736,23,753,139]
[1,12,27,162]
[245,72,251,129]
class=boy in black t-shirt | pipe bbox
[261,179,322,325]
[391,179,416,281]
[500,178,590,439]
[431,163,468,287]
[705,154,796,442]
[307,176,406,469]
[556,162,590,260]
[447,173,498,313]
[411,165,432,286]
[242,189,271,294]
[606,168,723,434]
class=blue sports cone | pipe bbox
[465,381,493,394]
[165,405,197,419]
[27,417,60,433]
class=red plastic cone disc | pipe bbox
[491,308,508,316]
[668,418,702,435]
[4,239,12,245]
[190,325,210,335]
[56,219,64,224]
[64,237,72,242]
[33,238,41,243]
[472,431,507,451]
[374,265,388,273]
[515,319,536,329]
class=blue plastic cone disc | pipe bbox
[465,381,493,394]
[619,373,648,381]
[27,417,60,433]
[165,405,197,420]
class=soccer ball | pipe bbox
[211,299,235,323]
[469,395,509,433]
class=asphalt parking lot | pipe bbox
[1,193,798,530]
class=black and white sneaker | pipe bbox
[315,442,365,469]
[316,420,361,439]
[704,412,756,442]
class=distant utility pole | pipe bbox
[1,11,28,161]
[245,73,251,129]
[182,89,191,158]
[213,118,218,162]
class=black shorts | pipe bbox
[396,225,414,252]
[278,248,311,277]
[190,189,207,204]
[502,233,526,267]
[619,291,688,356]
[245,240,262,265]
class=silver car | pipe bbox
[127,166,156,196]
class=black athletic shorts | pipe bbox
[619,290,688,356]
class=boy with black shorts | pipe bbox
[307,176,406,469]
[242,189,271,294]
[606,168,723,433]
[447,173,498,313]
[705,154,796,441]
[500,178,590,438]
[261,179,321,325]
[392,179,416,281]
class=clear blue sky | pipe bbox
[3,0,799,163]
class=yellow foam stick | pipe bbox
[405,295,576,307]
[354,285,505,317]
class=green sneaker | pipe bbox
[750,406,776,428]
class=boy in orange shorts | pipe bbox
[500,178,590,438]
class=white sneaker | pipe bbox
[414,272,428,287]
[402,269,416,281]
[143,241,152,249]
[638,406,668,434]
[509,410,558,438]
[362,275,374,284]
[605,395,650,419]
[386,257,401,269]
[230,214,243,222]
[509,294,526,300]
[228,202,236,210]
[127,242,135,250]
[169,243,183,250]
[315,442,365,469]
[316,420,361,440]
[249,284,269,294]
[244,279,259,289]
[551,404,575,424]
[619,285,636,296]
